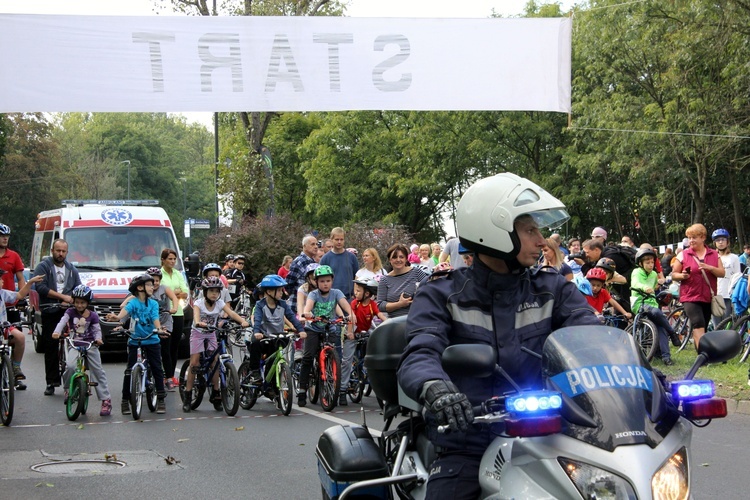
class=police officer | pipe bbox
[397,173,599,499]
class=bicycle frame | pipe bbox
[195,329,234,390]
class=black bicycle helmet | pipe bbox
[71,285,94,303]
[595,257,617,274]
[635,248,657,266]
[128,274,154,295]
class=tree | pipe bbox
[0,114,63,258]
[154,0,346,220]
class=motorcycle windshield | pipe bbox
[543,326,677,451]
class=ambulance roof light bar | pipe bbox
[61,200,159,207]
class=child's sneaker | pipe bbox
[165,378,175,391]
[339,392,348,406]
[210,389,223,411]
[121,400,131,415]
[156,398,166,414]
[63,390,69,405]
[100,399,112,416]
[297,392,307,407]
[12,365,25,381]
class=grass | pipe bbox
[652,345,750,401]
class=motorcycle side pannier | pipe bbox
[364,315,408,406]
[316,424,389,499]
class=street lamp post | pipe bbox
[118,160,131,200]
[180,177,191,253]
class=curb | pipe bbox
[724,399,750,415]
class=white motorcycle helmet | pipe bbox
[457,172,569,261]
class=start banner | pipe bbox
[0,14,571,113]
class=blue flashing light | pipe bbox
[506,391,563,415]
[672,380,715,401]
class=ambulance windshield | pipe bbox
[64,227,182,271]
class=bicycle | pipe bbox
[61,335,98,421]
[716,310,750,363]
[178,323,241,416]
[0,321,19,426]
[116,328,160,420]
[237,331,296,416]
[345,332,370,403]
[305,317,348,412]
[626,290,660,362]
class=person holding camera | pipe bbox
[376,243,429,318]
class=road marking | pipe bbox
[295,406,382,437]
[7,407,382,429]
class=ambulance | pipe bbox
[29,200,185,353]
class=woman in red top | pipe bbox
[671,223,725,348]
[278,255,292,279]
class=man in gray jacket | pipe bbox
[33,239,81,395]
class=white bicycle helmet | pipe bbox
[457,172,569,260]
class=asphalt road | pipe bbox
[1,333,749,499]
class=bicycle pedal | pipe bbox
[89,382,99,387]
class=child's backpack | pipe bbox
[731,272,749,316]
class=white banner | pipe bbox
[0,15,571,113]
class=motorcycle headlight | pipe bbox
[651,447,689,500]
[559,458,637,499]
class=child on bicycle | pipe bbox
[630,248,681,366]
[0,270,43,390]
[52,285,112,416]
[298,265,354,407]
[247,274,306,384]
[120,267,179,390]
[106,273,167,415]
[183,276,249,412]
[341,279,387,406]
[583,268,632,320]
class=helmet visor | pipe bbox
[527,208,570,230]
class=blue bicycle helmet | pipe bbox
[712,228,730,241]
[202,262,222,277]
[71,285,94,303]
[0,223,9,235]
[259,274,287,290]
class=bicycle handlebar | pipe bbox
[110,327,162,342]
[64,336,95,351]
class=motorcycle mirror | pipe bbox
[442,344,496,378]
[684,329,741,380]
[697,329,741,364]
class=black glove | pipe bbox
[423,380,474,433]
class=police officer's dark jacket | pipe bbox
[397,256,599,451]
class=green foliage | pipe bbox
[0,114,62,258]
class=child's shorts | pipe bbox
[190,331,217,355]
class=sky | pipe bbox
[0,0,574,129]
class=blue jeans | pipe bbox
[640,304,674,360]
[122,343,165,399]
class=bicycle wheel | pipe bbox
[633,318,658,362]
[349,358,365,404]
[278,362,294,416]
[179,360,204,409]
[0,354,14,426]
[222,361,240,416]
[130,365,144,419]
[308,358,319,405]
[732,316,750,363]
[66,375,86,421]
[319,348,341,412]
[237,360,257,410]
[146,371,157,412]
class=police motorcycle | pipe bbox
[315,315,740,499]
